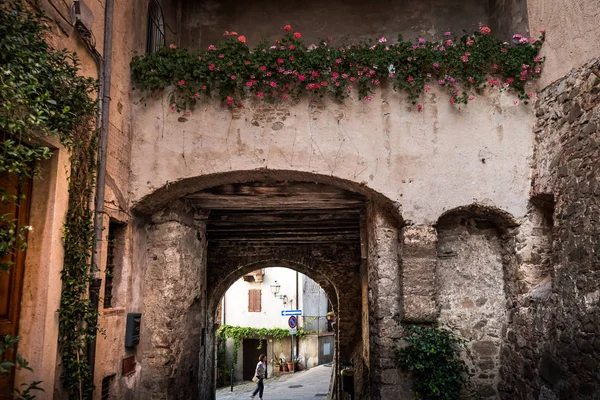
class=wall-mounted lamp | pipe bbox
[270,280,288,304]
[270,281,281,297]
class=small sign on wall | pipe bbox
[323,343,331,356]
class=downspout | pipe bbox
[296,271,299,359]
[87,0,114,396]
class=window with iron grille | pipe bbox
[101,375,114,400]
[248,289,261,312]
[147,0,165,53]
[103,221,123,309]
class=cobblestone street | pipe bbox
[216,364,332,400]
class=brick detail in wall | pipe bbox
[401,225,437,323]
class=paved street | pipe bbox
[216,364,332,399]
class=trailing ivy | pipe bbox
[216,324,312,367]
[397,325,472,400]
[131,25,544,111]
[0,1,97,398]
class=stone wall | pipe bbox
[500,59,600,399]
[437,212,510,399]
[140,201,207,400]
[367,209,411,399]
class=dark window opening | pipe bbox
[103,221,124,309]
[147,0,165,53]
[101,375,114,400]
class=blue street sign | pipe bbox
[288,316,298,329]
[281,309,302,316]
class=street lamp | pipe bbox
[270,280,281,297]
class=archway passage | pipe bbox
[139,177,405,400]
[198,182,366,398]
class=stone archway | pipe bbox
[134,172,407,400]
[205,260,340,398]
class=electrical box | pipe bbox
[125,313,142,348]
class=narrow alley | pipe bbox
[216,364,332,400]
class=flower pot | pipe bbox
[287,362,294,372]
[282,364,289,372]
[276,364,282,372]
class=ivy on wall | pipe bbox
[131,25,544,112]
[0,2,98,398]
[397,325,473,400]
[217,324,312,367]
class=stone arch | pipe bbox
[132,169,403,227]
[207,259,338,317]
[136,172,408,400]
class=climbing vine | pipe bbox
[131,25,544,112]
[0,1,98,398]
[396,325,472,400]
[216,324,312,366]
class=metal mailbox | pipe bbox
[125,312,142,347]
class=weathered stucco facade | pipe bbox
[5,0,600,399]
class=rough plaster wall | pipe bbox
[131,87,534,225]
[176,0,488,50]
[527,0,600,88]
[140,203,206,400]
[437,220,508,399]
[367,208,411,400]
[501,59,600,399]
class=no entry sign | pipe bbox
[288,316,298,329]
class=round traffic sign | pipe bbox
[288,316,298,329]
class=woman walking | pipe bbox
[250,354,267,399]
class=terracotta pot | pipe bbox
[287,362,294,371]
[282,363,289,372]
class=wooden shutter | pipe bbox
[248,289,261,312]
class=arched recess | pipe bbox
[435,203,518,399]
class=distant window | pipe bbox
[248,289,261,312]
[146,0,165,53]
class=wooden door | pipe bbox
[0,173,32,396]
[242,338,262,381]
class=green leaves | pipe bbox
[0,2,98,398]
[397,325,471,400]
[131,28,544,111]
[216,324,313,366]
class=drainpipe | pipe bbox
[87,0,114,396]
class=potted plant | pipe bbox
[293,356,303,371]
[282,358,289,372]
[286,359,294,372]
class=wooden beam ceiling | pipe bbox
[186,182,366,245]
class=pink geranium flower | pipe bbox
[169,44,177,49]
[208,45,216,51]
[238,36,246,43]
[284,25,292,31]
[294,32,302,39]
[479,26,491,35]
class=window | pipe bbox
[248,289,261,312]
[146,0,165,54]
[103,221,124,309]
[101,375,114,400]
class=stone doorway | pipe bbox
[138,174,405,400]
